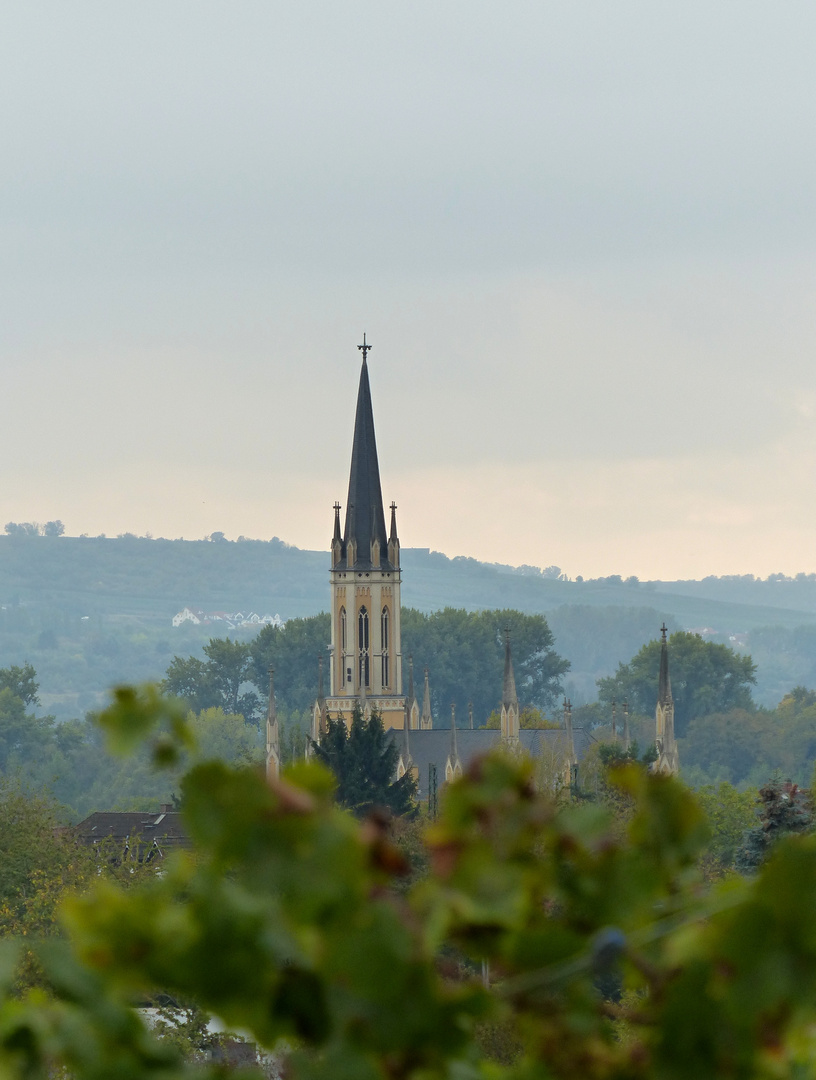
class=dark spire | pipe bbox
[658,624,672,705]
[421,667,433,729]
[502,628,518,708]
[342,344,390,569]
[268,667,276,726]
[389,502,398,544]
[447,701,461,779]
[333,502,341,543]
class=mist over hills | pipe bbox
[0,533,813,718]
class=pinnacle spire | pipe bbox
[502,628,518,708]
[420,667,433,729]
[266,667,280,780]
[653,626,679,775]
[658,624,672,705]
[446,701,462,781]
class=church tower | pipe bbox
[653,625,679,775]
[325,338,405,731]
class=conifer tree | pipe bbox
[312,705,417,816]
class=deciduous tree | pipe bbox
[598,630,756,736]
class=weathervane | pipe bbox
[358,333,372,362]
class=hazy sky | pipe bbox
[3,3,816,579]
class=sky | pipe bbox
[2,3,816,580]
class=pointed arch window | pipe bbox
[358,606,370,688]
[339,607,349,684]
[381,606,390,688]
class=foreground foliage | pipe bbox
[4,690,816,1076]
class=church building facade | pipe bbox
[297,338,674,790]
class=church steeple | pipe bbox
[326,339,405,729]
[340,347,392,571]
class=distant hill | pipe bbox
[1,534,814,628]
[0,534,813,717]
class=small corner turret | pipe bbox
[331,502,343,569]
[388,502,400,569]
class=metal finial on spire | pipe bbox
[358,333,372,362]
[660,623,668,641]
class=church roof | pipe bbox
[341,355,391,570]
[390,727,591,799]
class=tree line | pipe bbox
[162,607,571,725]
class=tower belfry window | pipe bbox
[358,606,370,688]
[381,606,389,687]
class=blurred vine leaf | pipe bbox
[97,684,195,766]
[2,685,816,1078]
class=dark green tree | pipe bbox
[736,777,814,872]
[0,662,40,707]
[162,656,212,714]
[312,706,417,817]
[162,639,259,723]
[401,608,569,722]
[597,630,756,737]
[0,688,55,772]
